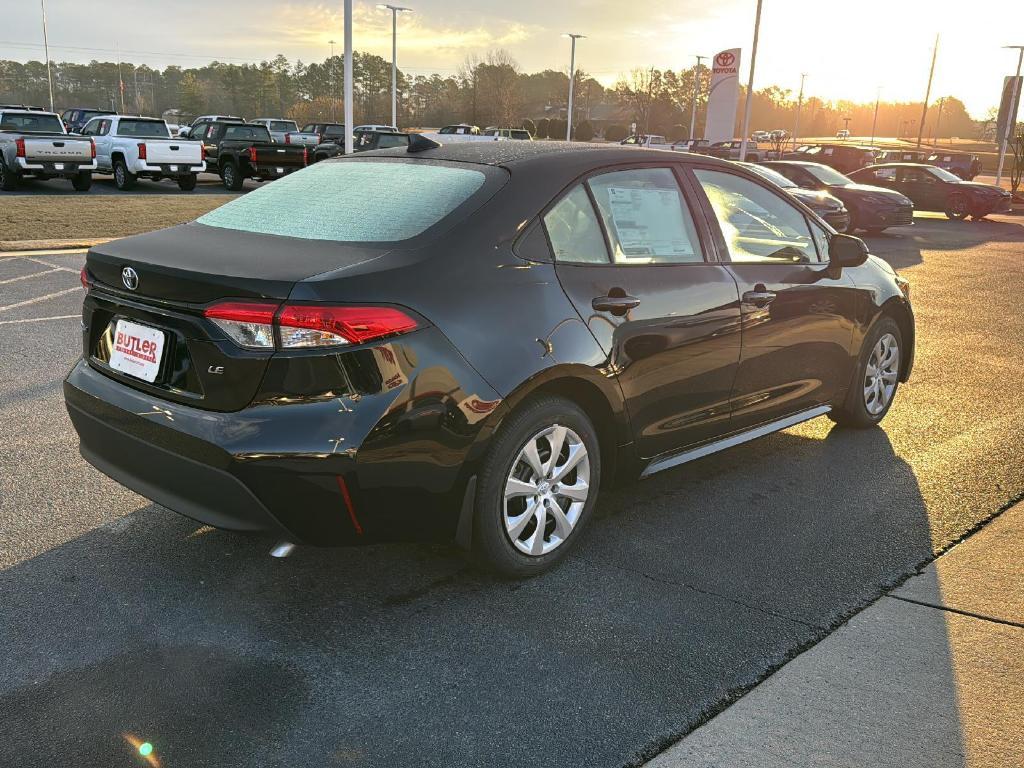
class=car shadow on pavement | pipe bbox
[862,215,1024,270]
[0,423,963,768]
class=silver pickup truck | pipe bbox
[0,109,96,191]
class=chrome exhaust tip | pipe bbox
[269,541,296,558]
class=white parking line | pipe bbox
[24,257,80,273]
[0,314,79,325]
[0,268,63,285]
[0,287,81,313]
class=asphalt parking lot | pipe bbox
[2,213,1023,768]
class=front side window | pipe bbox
[588,168,703,264]
[542,184,609,264]
[81,118,101,136]
[198,160,491,242]
[900,168,939,184]
[695,169,818,264]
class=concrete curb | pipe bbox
[0,238,112,252]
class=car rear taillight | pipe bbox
[303,147,308,166]
[90,139,96,159]
[79,267,91,289]
[204,301,277,349]
[203,301,419,350]
[318,134,324,144]
[248,146,258,163]
[277,305,418,348]
[137,142,147,161]
[200,143,206,161]
[15,137,25,158]
[284,133,291,144]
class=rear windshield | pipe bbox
[198,160,490,242]
[0,112,64,133]
[224,125,272,142]
[269,121,297,132]
[117,119,170,138]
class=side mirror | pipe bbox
[828,233,869,268]
[178,127,192,138]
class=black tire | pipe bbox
[829,316,903,428]
[0,162,18,191]
[113,159,136,190]
[70,171,92,192]
[944,193,969,220]
[177,174,197,191]
[471,396,601,578]
[221,162,243,191]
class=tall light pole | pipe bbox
[343,0,353,154]
[916,34,939,150]
[996,45,1024,187]
[563,33,585,141]
[689,54,707,141]
[328,39,337,122]
[378,5,411,129]
[40,0,54,112]
[738,0,763,162]
[869,86,881,147]
[791,72,806,150]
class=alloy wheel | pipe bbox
[503,424,590,556]
[864,332,899,416]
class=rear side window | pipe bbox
[588,168,703,264]
[198,160,489,242]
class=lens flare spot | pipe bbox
[139,743,154,757]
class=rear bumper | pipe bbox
[132,160,207,175]
[64,326,501,544]
[17,157,97,173]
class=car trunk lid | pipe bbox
[23,135,93,163]
[142,140,203,166]
[84,223,392,411]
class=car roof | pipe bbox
[371,139,735,172]
[860,162,936,169]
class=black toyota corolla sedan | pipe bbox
[65,141,914,576]
[762,160,915,234]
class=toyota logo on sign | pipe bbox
[121,267,139,291]
[716,51,736,67]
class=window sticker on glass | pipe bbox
[605,187,696,259]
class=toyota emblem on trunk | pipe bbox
[121,267,139,291]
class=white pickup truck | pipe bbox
[0,109,96,191]
[81,114,206,190]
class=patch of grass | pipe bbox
[0,195,235,242]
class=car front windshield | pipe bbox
[198,160,492,242]
[804,164,853,186]
[745,164,797,188]
[928,166,963,183]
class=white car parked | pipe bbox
[355,124,399,133]
[81,114,206,191]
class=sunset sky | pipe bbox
[5,0,1023,117]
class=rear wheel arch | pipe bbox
[486,370,628,489]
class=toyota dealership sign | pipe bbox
[705,48,741,143]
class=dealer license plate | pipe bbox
[276,167,284,173]
[108,319,165,383]
[54,163,64,170]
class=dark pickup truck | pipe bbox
[191,120,308,190]
[311,130,409,162]
[0,109,96,191]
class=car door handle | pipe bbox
[592,294,640,315]
[742,290,777,307]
